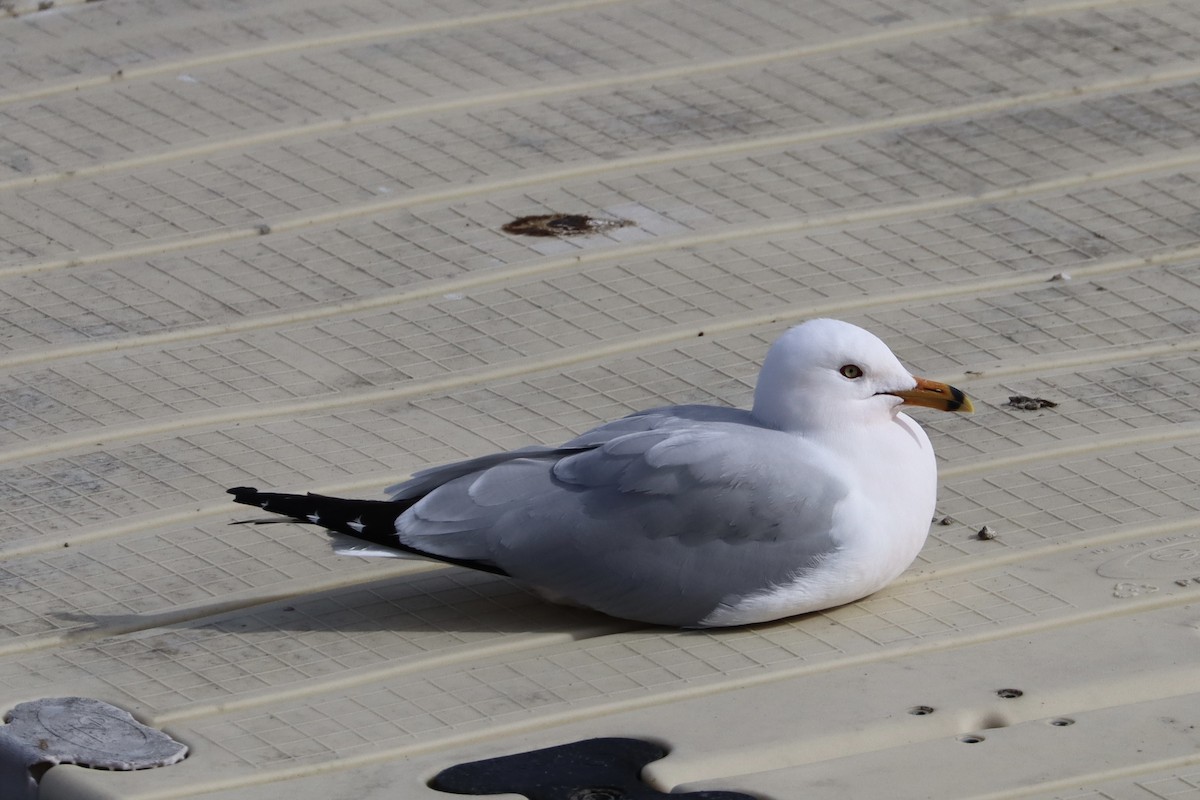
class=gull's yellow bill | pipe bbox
[889,376,974,413]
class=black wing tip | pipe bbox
[227,486,262,504]
[224,486,512,578]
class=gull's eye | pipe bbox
[839,364,863,379]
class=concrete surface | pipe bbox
[2,0,1200,797]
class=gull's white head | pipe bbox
[751,319,972,432]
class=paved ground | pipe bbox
[3,0,1200,797]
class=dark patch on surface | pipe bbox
[502,214,633,237]
[1007,395,1059,410]
[431,737,758,799]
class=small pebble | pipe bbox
[938,516,955,526]
[976,525,996,540]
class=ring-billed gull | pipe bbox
[229,319,972,627]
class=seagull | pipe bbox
[229,319,972,627]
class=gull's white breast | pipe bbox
[700,412,937,627]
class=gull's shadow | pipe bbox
[53,567,640,641]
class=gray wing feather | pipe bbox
[391,408,850,626]
[386,445,579,499]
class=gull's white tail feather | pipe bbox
[328,532,408,559]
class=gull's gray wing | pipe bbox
[384,404,750,502]
[393,409,850,627]
[386,445,575,499]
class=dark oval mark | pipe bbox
[1006,395,1058,411]
[502,214,634,237]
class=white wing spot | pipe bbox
[348,519,365,533]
